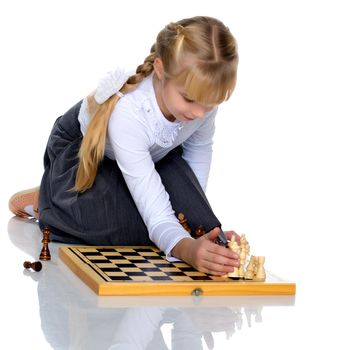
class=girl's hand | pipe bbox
[172,227,240,275]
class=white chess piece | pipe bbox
[227,237,240,278]
[244,256,256,280]
[238,247,246,278]
[255,256,266,281]
[238,234,249,278]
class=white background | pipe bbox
[1,0,349,349]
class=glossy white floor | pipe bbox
[4,217,297,350]
[1,1,349,349]
[2,213,349,349]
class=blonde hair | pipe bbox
[74,16,238,192]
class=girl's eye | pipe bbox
[183,95,194,103]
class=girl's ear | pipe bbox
[153,58,165,80]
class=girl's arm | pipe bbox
[108,101,192,261]
[181,107,218,192]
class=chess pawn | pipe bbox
[255,256,266,281]
[23,261,42,272]
[227,237,240,278]
[244,256,256,280]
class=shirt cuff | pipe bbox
[149,221,194,262]
[164,235,195,262]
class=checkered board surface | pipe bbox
[59,246,296,296]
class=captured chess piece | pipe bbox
[178,212,192,235]
[39,226,51,261]
[23,261,42,272]
[194,225,206,238]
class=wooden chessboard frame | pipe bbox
[59,246,296,296]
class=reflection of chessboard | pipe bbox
[59,246,296,296]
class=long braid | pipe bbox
[74,50,156,192]
[74,16,238,192]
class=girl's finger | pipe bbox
[203,227,221,241]
[202,250,240,269]
[208,242,240,260]
[201,259,239,275]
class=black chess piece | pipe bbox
[39,227,51,261]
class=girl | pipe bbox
[9,16,240,275]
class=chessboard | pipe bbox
[59,246,296,296]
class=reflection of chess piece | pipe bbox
[254,306,263,323]
[244,256,256,280]
[227,237,240,278]
[225,327,234,339]
[255,256,266,281]
[244,306,263,327]
[235,307,243,330]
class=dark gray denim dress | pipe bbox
[38,101,221,246]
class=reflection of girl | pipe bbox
[9,16,240,275]
[8,217,250,350]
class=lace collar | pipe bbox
[143,75,184,148]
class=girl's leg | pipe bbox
[8,186,40,219]
[39,145,221,246]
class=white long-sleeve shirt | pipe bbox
[78,74,218,260]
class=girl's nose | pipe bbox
[192,105,210,119]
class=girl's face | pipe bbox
[153,58,215,122]
[155,77,215,122]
